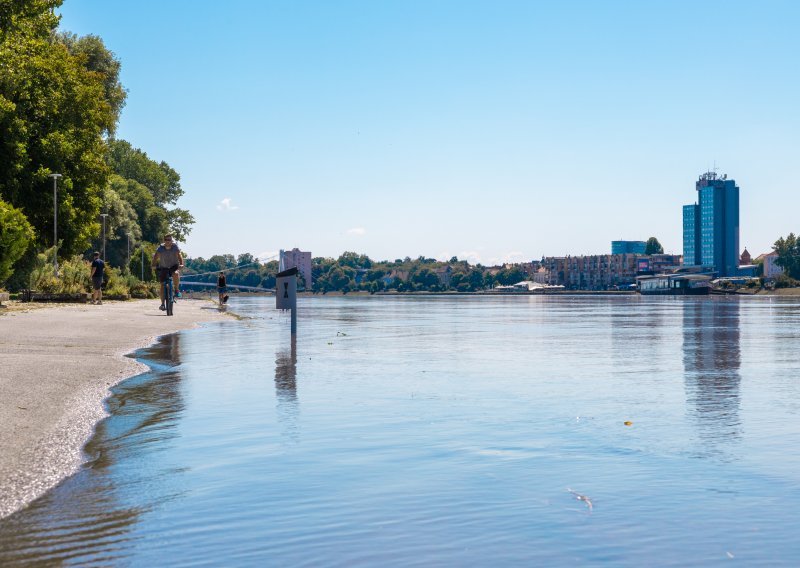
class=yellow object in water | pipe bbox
[624,421,633,426]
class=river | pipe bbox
[1,295,799,566]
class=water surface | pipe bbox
[1,295,799,566]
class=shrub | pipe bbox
[29,250,89,293]
[129,279,158,299]
[0,200,35,285]
[774,274,800,288]
[103,266,131,296]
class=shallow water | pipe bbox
[1,295,800,566]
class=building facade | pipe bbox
[755,252,784,279]
[611,240,646,255]
[682,172,740,277]
[542,254,682,290]
[280,248,312,289]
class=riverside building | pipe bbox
[280,248,312,289]
[682,171,740,277]
[611,240,646,255]
[543,254,682,290]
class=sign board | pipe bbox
[276,267,298,310]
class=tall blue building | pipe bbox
[682,172,740,277]
[611,240,646,255]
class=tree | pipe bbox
[0,4,116,258]
[645,237,664,255]
[107,139,184,207]
[58,32,126,131]
[773,233,800,279]
[0,199,35,284]
[108,175,168,244]
[237,253,256,267]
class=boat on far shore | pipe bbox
[636,273,712,295]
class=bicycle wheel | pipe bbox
[166,281,174,316]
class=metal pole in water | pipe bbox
[276,266,298,336]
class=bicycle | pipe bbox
[158,267,176,316]
[163,275,174,316]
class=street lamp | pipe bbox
[126,232,131,272]
[100,213,108,262]
[49,173,62,276]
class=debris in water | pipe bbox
[624,421,633,426]
[567,488,593,511]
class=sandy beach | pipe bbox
[0,298,232,519]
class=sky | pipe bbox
[58,0,800,265]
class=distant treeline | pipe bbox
[183,252,532,293]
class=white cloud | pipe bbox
[457,250,483,265]
[216,197,239,211]
[345,227,366,236]
[501,251,526,263]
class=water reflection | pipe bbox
[0,334,187,566]
[682,299,741,456]
[275,335,299,442]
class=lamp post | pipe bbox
[100,213,108,262]
[126,232,131,272]
[141,246,145,280]
[49,173,62,276]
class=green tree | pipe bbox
[645,237,664,255]
[0,3,116,258]
[0,199,35,284]
[107,139,184,207]
[108,174,168,244]
[773,233,800,279]
[58,32,126,131]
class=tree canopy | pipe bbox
[773,233,800,279]
[644,237,664,255]
[0,1,194,288]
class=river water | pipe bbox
[1,295,800,566]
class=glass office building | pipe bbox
[682,172,740,277]
[611,240,646,255]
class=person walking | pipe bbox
[217,271,229,305]
[89,251,104,305]
[151,234,184,311]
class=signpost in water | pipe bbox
[275,266,298,334]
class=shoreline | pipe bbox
[0,299,233,519]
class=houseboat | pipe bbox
[636,273,711,295]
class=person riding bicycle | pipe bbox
[151,234,184,311]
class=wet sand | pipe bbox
[0,299,232,518]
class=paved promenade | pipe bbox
[0,299,231,518]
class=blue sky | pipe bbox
[58,0,800,264]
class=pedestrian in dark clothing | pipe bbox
[217,272,229,305]
[90,252,104,305]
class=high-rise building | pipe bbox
[611,240,646,255]
[280,248,312,289]
[682,171,740,277]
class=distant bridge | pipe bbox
[180,281,275,293]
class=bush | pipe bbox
[0,199,35,285]
[129,279,158,299]
[774,274,800,288]
[29,250,89,293]
[28,250,133,296]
